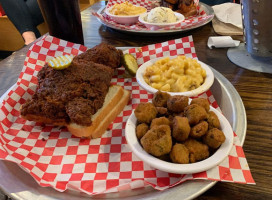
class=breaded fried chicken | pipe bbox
[21,61,114,126]
[72,42,123,69]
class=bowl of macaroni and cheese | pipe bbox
[105,2,147,24]
[136,56,214,97]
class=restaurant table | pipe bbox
[0,1,271,200]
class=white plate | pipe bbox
[136,56,214,97]
[125,101,234,174]
[96,2,214,35]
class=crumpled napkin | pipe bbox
[212,3,242,29]
[207,36,240,49]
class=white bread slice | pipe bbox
[67,85,130,138]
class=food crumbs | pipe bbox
[137,47,142,52]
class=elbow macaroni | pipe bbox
[143,56,206,92]
[109,2,147,16]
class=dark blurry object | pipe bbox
[177,0,197,17]
[200,0,240,6]
[37,0,84,45]
[161,0,197,17]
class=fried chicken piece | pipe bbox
[21,61,114,126]
[141,125,172,157]
[134,102,157,124]
[184,139,209,163]
[161,1,176,10]
[172,116,190,142]
[167,95,189,113]
[72,43,123,69]
[152,91,170,107]
[190,121,209,139]
[170,143,190,164]
[66,98,95,126]
[150,117,171,129]
[207,111,220,130]
[177,0,198,18]
[190,98,210,112]
[164,0,178,5]
[203,128,226,149]
[184,104,207,125]
[136,123,149,140]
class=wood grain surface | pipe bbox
[0,1,271,199]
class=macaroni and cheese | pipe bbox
[143,56,206,92]
[109,2,147,16]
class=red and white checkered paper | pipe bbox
[0,35,254,196]
[92,0,214,31]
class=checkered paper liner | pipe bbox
[0,35,254,196]
[92,0,214,31]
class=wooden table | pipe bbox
[0,1,271,199]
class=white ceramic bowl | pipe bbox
[125,101,234,174]
[139,12,185,30]
[136,56,214,97]
[105,6,147,25]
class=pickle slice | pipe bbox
[48,55,73,70]
[121,53,139,76]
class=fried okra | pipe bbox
[203,128,226,149]
[172,116,190,142]
[207,111,220,130]
[190,98,210,112]
[156,106,168,116]
[140,125,172,157]
[170,143,190,164]
[184,104,207,125]
[136,123,149,140]
[134,102,157,124]
[184,139,210,163]
[167,95,189,113]
[152,91,170,107]
[190,121,209,138]
[150,117,170,129]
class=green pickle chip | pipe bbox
[121,53,139,76]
